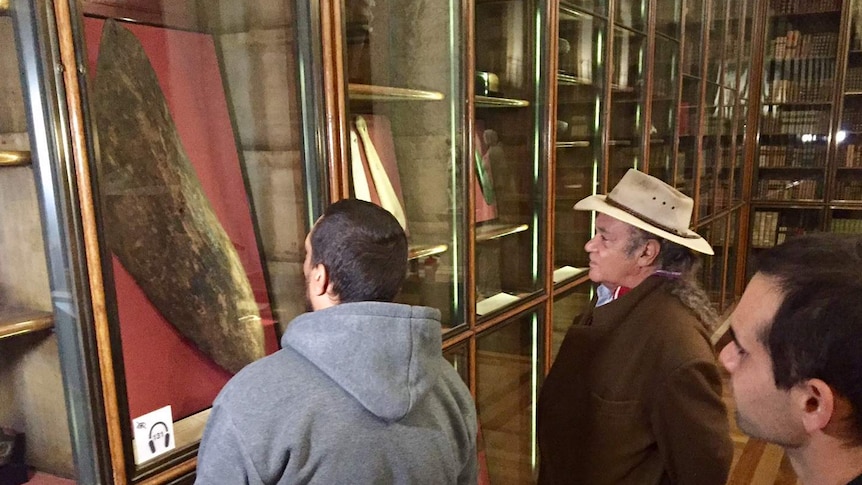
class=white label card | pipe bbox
[132,405,175,464]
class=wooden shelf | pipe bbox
[408,243,448,260]
[0,150,31,167]
[475,95,530,108]
[556,140,590,148]
[557,72,593,86]
[348,83,445,102]
[476,223,529,242]
[0,308,54,340]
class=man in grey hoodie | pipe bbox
[195,199,478,484]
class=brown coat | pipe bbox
[538,276,732,485]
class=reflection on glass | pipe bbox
[682,0,704,76]
[476,312,540,485]
[677,76,701,197]
[443,342,470,385]
[609,26,646,186]
[474,0,545,318]
[614,0,646,32]
[698,217,726,305]
[563,0,607,17]
[724,210,739,309]
[648,35,679,183]
[555,8,605,281]
[79,1,310,468]
[654,0,681,39]
[0,14,73,477]
[551,285,592,360]
[344,0,464,329]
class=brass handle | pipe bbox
[0,150,31,166]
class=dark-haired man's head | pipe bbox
[720,234,862,453]
[303,199,408,311]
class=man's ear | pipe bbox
[308,263,329,297]
[794,378,835,434]
[638,238,661,266]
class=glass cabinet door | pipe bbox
[837,1,862,203]
[473,0,546,319]
[677,0,704,197]
[476,310,542,484]
[1,7,74,479]
[341,0,465,330]
[24,0,323,480]
[554,5,607,287]
[608,24,647,187]
[648,24,681,183]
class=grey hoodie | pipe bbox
[195,302,478,484]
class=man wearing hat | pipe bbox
[537,169,733,484]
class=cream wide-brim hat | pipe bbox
[574,169,714,255]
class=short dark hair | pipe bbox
[310,199,408,303]
[754,233,862,443]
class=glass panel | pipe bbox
[0,14,74,478]
[677,75,701,196]
[476,312,541,484]
[562,0,607,17]
[344,0,465,329]
[614,0,646,32]
[706,0,725,87]
[724,210,739,308]
[443,341,470,385]
[747,207,823,277]
[698,217,726,305]
[755,3,839,210]
[682,0,704,77]
[648,35,679,183]
[551,284,592,360]
[655,0,681,39]
[830,209,862,234]
[75,1,314,470]
[554,8,606,284]
[608,26,646,186]
[474,0,545,318]
[839,1,862,203]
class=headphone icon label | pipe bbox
[132,405,176,464]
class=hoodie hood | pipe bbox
[281,302,443,421]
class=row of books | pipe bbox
[760,110,831,134]
[770,32,838,60]
[751,211,782,248]
[836,144,862,168]
[769,0,841,15]
[842,111,862,132]
[831,218,862,233]
[835,180,862,200]
[845,66,862,92]
[757,178,820,200]
[758,145,827,168]
[765,58,836,103]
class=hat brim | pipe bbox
[574,195,714,255]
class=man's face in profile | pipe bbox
[303,231,314,312]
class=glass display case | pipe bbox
[553,3,607,288]
[473,0,547,319]
[11,0,325,480]
[475,310,542,484]
[608,23,646,186]
[647,1,681,182]
[341,0,466,331]
[0,7,74,480]
[677,0,705,197]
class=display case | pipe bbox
[11,0,326,481]
[552,2,607,289]
[339,0,467,331]
[647,0,681,183]
[1,6,74,480]
[746,0,846,276]
[472,0,549,320]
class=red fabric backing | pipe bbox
[84,18,277,422]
